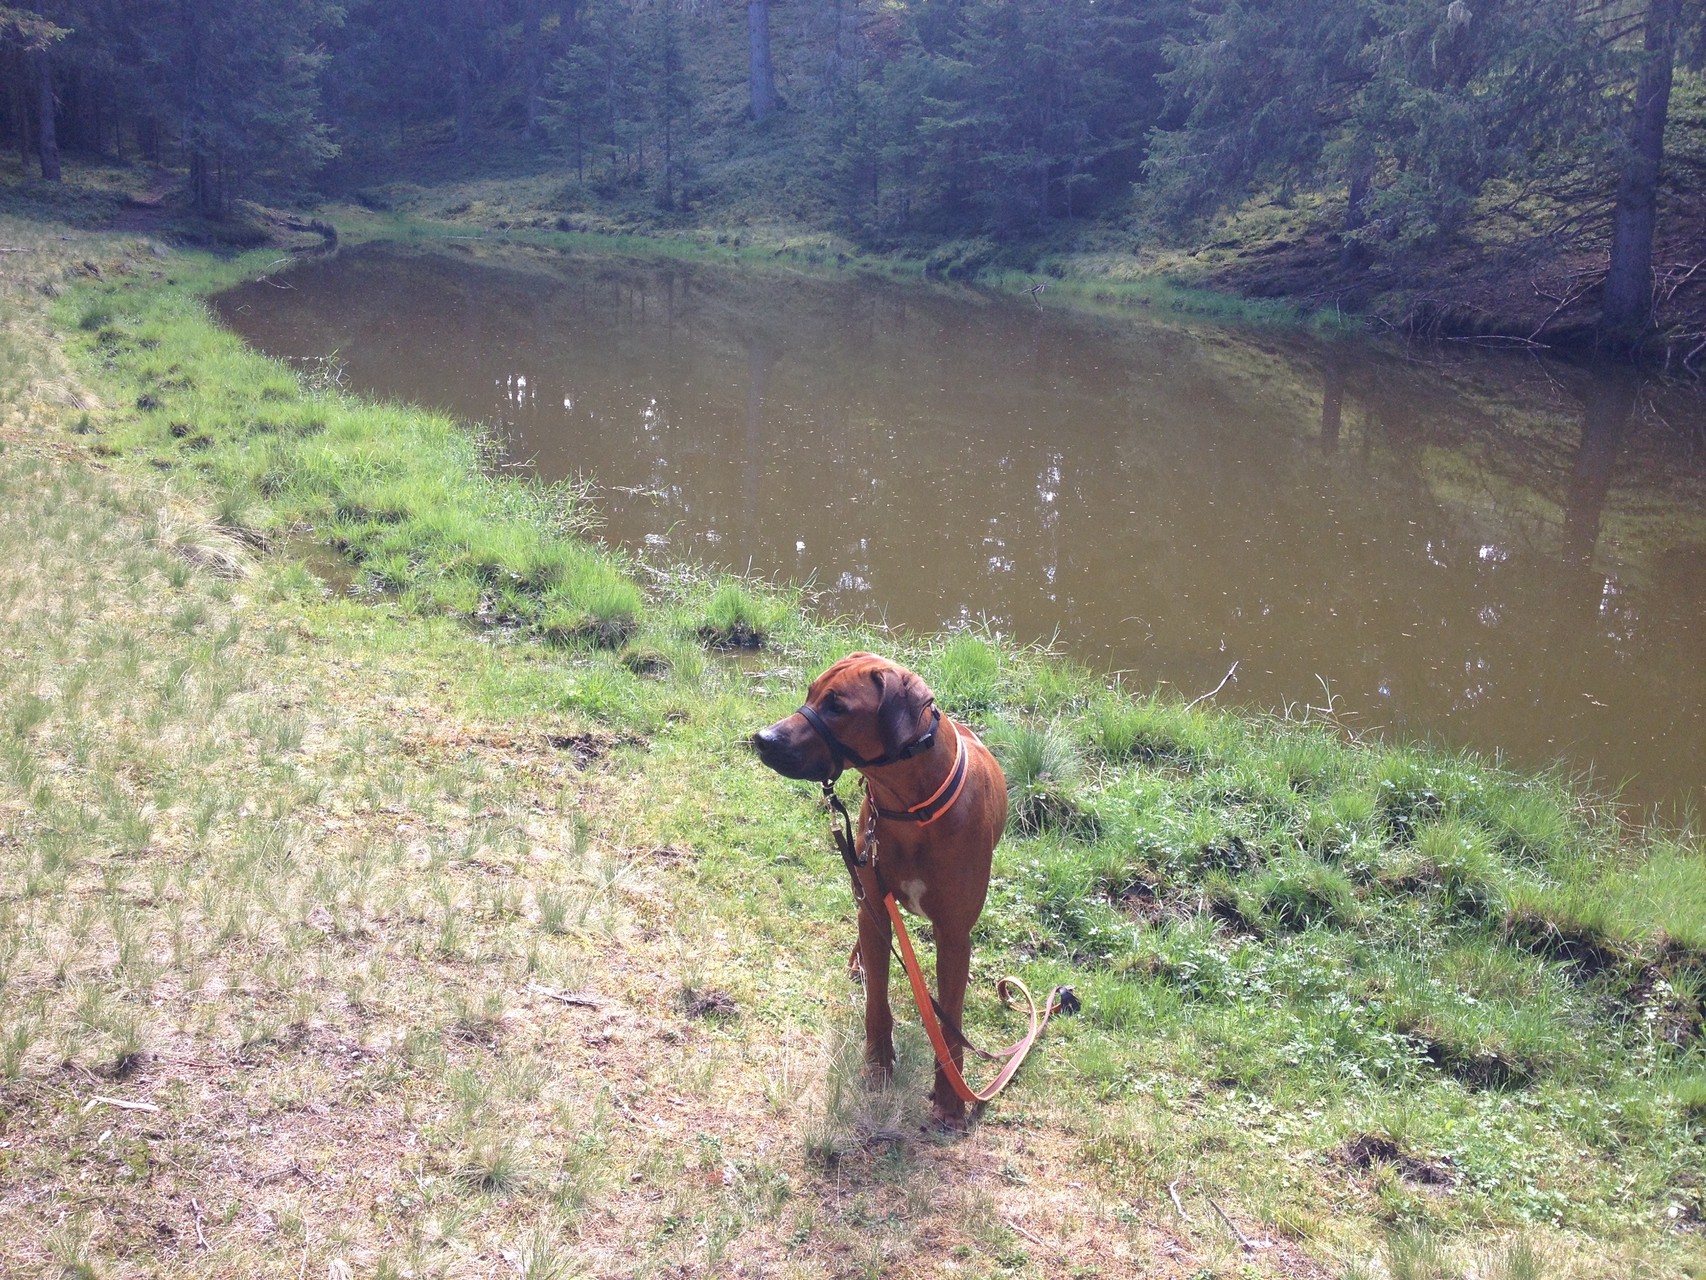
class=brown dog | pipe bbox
[752,652,1006,1127]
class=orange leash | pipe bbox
[882,892,1074,1105]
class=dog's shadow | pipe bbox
[800,1019,972,1177]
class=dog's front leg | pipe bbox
[856,903,895,1079]
[931,927,973,1127]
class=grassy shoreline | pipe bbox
[3,193,1705,1278]
[319,198,1357,335]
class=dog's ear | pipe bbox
[877,667,936,757]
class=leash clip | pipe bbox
[822,780,866,869]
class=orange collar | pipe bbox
[870,723,969,828]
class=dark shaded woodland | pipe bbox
[3,1,1702,348]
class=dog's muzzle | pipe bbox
[751,721,833,781]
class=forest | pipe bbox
[3,1,1705,348]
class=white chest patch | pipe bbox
[900,878,928,916]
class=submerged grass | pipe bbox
[2,184,1705,1277]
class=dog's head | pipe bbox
[752,652,937,782]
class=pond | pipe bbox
[216,241,1706,814]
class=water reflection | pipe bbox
[216,244,1706,810]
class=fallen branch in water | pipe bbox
[1185,662,1239,710]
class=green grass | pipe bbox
[2,191,1705,1277]
[696,579,790,648]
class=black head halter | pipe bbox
[795,701,940,782]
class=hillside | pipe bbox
[6,1,1705,356]
[1,174,1704,1277]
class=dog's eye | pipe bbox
[822,694,846,714]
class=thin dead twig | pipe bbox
[1446,334,1550,349]
[82,1094,160,1114]
[1003,1218,1066,1258]
[1168,1179,1193,1222]
[1208,1196,1272,1251]
[527,982,602,1008]
[254,1159,321,1188]
[1185,662,1238,711]
[1658,257,1706,304]
[190,1198,209,1250]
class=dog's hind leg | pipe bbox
[856,903,896,1079]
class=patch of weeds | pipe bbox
[516,1225,575,1280]
[1305,786,1379,861]
[1482,783,1578,865]
[1193,834,1262,876]
[1271,727,1340,790]
[1673,1071,1706,1122]
[9,691,52,737]
[1382,1224,1453,1280]
[801,1021,929,1169]
[1248,856,1358,931]
[619,642,673,676]
[447,989,505,1044]
[76,302,114,332]
[538,575,642,648]
[924,631,1001,714]
[987,719,1097,837]
[1402,819,1510,919]
[681,985,738,1019]
[1338,1132,1455,1188]
[455,1132,530,1196]
[536,886,574,935]
[696,580,785,648]
[1082,693,1210,765]
[1503,879,1631,974]
[1385,989,1561,1089]
[1373,756,1446,841]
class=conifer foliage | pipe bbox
[1,0,1701,339]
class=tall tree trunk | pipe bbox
[189,148,210,215]
[454,60,475,147]
[1601,0,1679,344]
[453,3,477,148]
[34,45,60,181]
[522,0,544,142]
[748,0,777,121]
[11,49,33,174]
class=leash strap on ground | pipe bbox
[883,891,1072,1105]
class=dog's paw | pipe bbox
[860,1057,895,1090]
[929,1097,970,1132]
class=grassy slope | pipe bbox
[1,180,1705,1279]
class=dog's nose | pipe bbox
[751,727,775,751]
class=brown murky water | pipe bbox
[217,242,1706,812]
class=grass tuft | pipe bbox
[987,719,1096,837]
[695,580,786,648]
